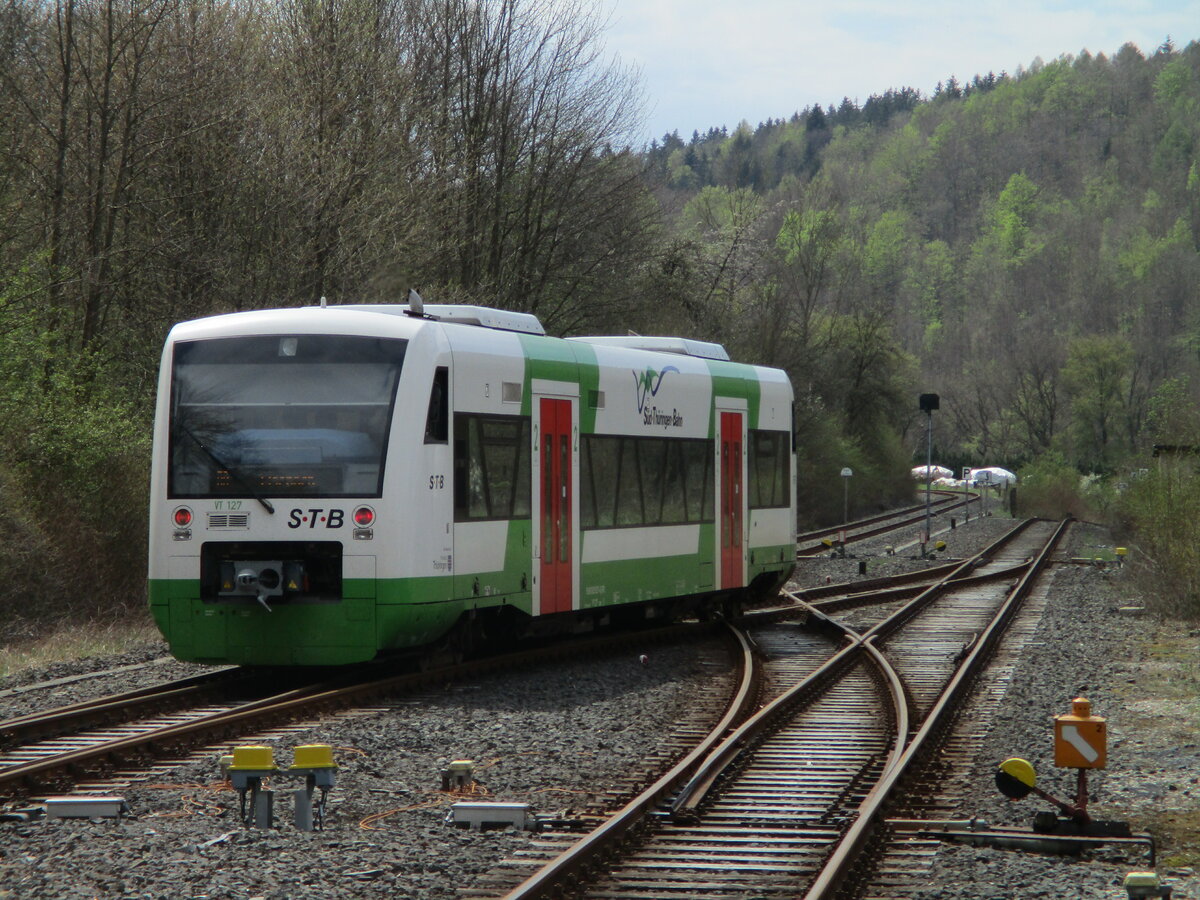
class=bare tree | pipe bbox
[400,0,653,330]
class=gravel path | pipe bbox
[1,514,1197,898]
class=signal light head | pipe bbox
[353,506,375,528]
[173,506,193,528]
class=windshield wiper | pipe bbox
[177,425,276,514]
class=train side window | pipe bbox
[424,367,448,444]
[749,430,789,509]
[584,436,618,527]
[454,413,531,520]
[511,419,531,516]
[661,442,687,524]
[614,438,644,525]
[481,418,524,515]
[579,435,713,530]
[639,440,666,525]
[579,439,596,528]
[683,440,712,522]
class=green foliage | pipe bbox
[1146,376,1200,443]
[1154,59,1196,104]
[793,398,912,528]
[776,207,840,264]
[0,263,150,625]
[1015,452,1093,519]
[1061,335,1134,472]
[990,173,1048,264]
[1118,216,1191,281]
[1117,463,1200,617]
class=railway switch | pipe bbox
[442,759,475,791]
[991,698,1141,852]
[289,744,337,831]
[229,745,279,827]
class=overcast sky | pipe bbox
[596,0,1200,144]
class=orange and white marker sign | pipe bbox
[1053,697,1107,769]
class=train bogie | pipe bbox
[148,304,795,665]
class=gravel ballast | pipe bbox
[0,638,731,898]
[1,515,1198,898]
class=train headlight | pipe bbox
[353,506,375,528]
[173,506,193,528]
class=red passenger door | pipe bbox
[539,398,573,614]
[720,411,744,589]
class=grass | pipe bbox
[1152,809,1200,867]
[0,618,162,679]
[1115,626,1200,864]
[1077,544,1120,562]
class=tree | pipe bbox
[1062,334,1134,471]
[772,179,842,360]
[400,0,655,331]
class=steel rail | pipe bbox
[663,522,1036,819]
[669,600,909,819]
[852,519,1039,646]
[806,562,1032,615]
[499,521,1039,899]
[0,619,724,798]
[795,492,968,543]
[796,496,977,557]
[499,622,762,900]
[745,519,1036,638]
[494,518,1051,897]
[801,517,1071,900]
[0,668,246,747]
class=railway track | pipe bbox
[0,514,1070,898]
[0,621,729,802]
[796,491,979,557]
[485,518,1067,899]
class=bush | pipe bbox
[794,400,913,528]
[1115,462,1200,618]
[0,270,152,627]
[1016,452,1094,519]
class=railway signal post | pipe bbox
[841,466,852,523]
[995,697,1121,833]
[919,393,939,555]
[1054,696,1107,819]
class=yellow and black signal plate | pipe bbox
[995,757,1036,800]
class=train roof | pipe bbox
[337,303,545,335]
[566,335,729,361]
[168,304,745,366]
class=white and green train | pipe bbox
[148,303,796,665]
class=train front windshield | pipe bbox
[168,335,407,499]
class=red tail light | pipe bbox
[173,507,193,527]
[353,506,375,527]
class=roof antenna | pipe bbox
[320,295,327,308]
[406,288,424,318]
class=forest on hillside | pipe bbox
[1,0,1199,622]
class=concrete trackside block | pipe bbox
[45,795,127,818]
[450,802,532,831]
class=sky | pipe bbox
[595,0,1200,145]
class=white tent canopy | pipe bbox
[912,465,953,481]
[969,466,1017,486]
